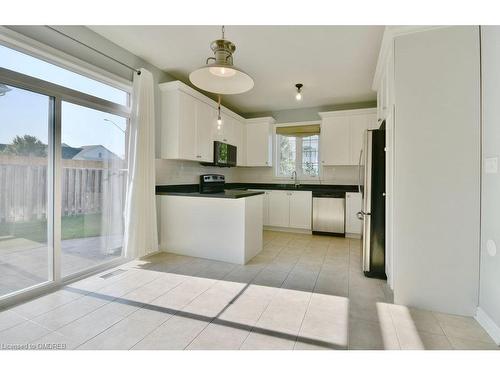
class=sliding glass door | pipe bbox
[0,42,131,301]
[60,102,127,277]
[0,84,54,296]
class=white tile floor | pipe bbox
[0,231,497,350]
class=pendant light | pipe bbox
[189,26,254,95]
[217,95,222,129]
[295,83,303,101]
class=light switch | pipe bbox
[485,157,498,174]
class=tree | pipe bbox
[2,135,47,157]
[279,135,296,176]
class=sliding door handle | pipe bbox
[356,210,370,220]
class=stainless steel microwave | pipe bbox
[201,141,237,167]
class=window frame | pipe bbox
[0,37,131,308]
[274,121,322,181]
[0,26,132,97]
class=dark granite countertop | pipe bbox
[156,183,359,198]
[156,189,265,199]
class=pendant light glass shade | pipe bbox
[189,27,254,95]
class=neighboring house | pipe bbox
[1,142,120,161]
[61,143,83,159]
[71,145,121,161]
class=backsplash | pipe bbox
[155,159,238,185]
[156,158,360,186]
[235,165,361,185]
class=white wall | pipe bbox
[393,26,481,315]
[478,26,500,343]
[155,159,238,185]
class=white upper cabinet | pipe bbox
[234,119,247,166]
[319,108,377,166]
[195,99,216,162]
[159,81,248,164]
[320,115,350,165]
[161,89,197,160]
[245,117,275,167]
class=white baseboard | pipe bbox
[475,307,500,345]
[263,226,312,235]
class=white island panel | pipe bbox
[159,194,263,264]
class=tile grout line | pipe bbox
[236,236,307,350]
[132,260,239,350]
[72,272,190,349]
[35,271,172,347]
[185,236,293,350]
[0,267,143,335]
[293,239,330,349]
[31,256,210,347]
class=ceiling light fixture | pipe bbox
[189,26,254,95]
[295,83,303,101]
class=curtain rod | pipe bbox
[45,26,141,75]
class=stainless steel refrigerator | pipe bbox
[358,126,386,279]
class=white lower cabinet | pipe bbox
[289,191,313,229]
[345,192,362,235]
[265,190,312,230]
[268,191,290,227]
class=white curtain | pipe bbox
[123,68,158,258]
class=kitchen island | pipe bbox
[157,190,264,264]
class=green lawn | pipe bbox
[0,213,103,243]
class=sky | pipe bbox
[0,44,128,157]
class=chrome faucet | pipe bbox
[291,171,299,188]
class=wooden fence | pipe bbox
[0,154,126,223]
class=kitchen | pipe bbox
[155,78,376,265]
[0,20,499,360]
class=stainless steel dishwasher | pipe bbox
[312,193,345,236]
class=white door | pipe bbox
[349,115,369,165]
[345,192,362,234]
[289,191,312,229]
[178,92,197,160]
[246,122,271,166]
[268,190,290,227]
[320,116,350,165]
[195,101,215,162]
